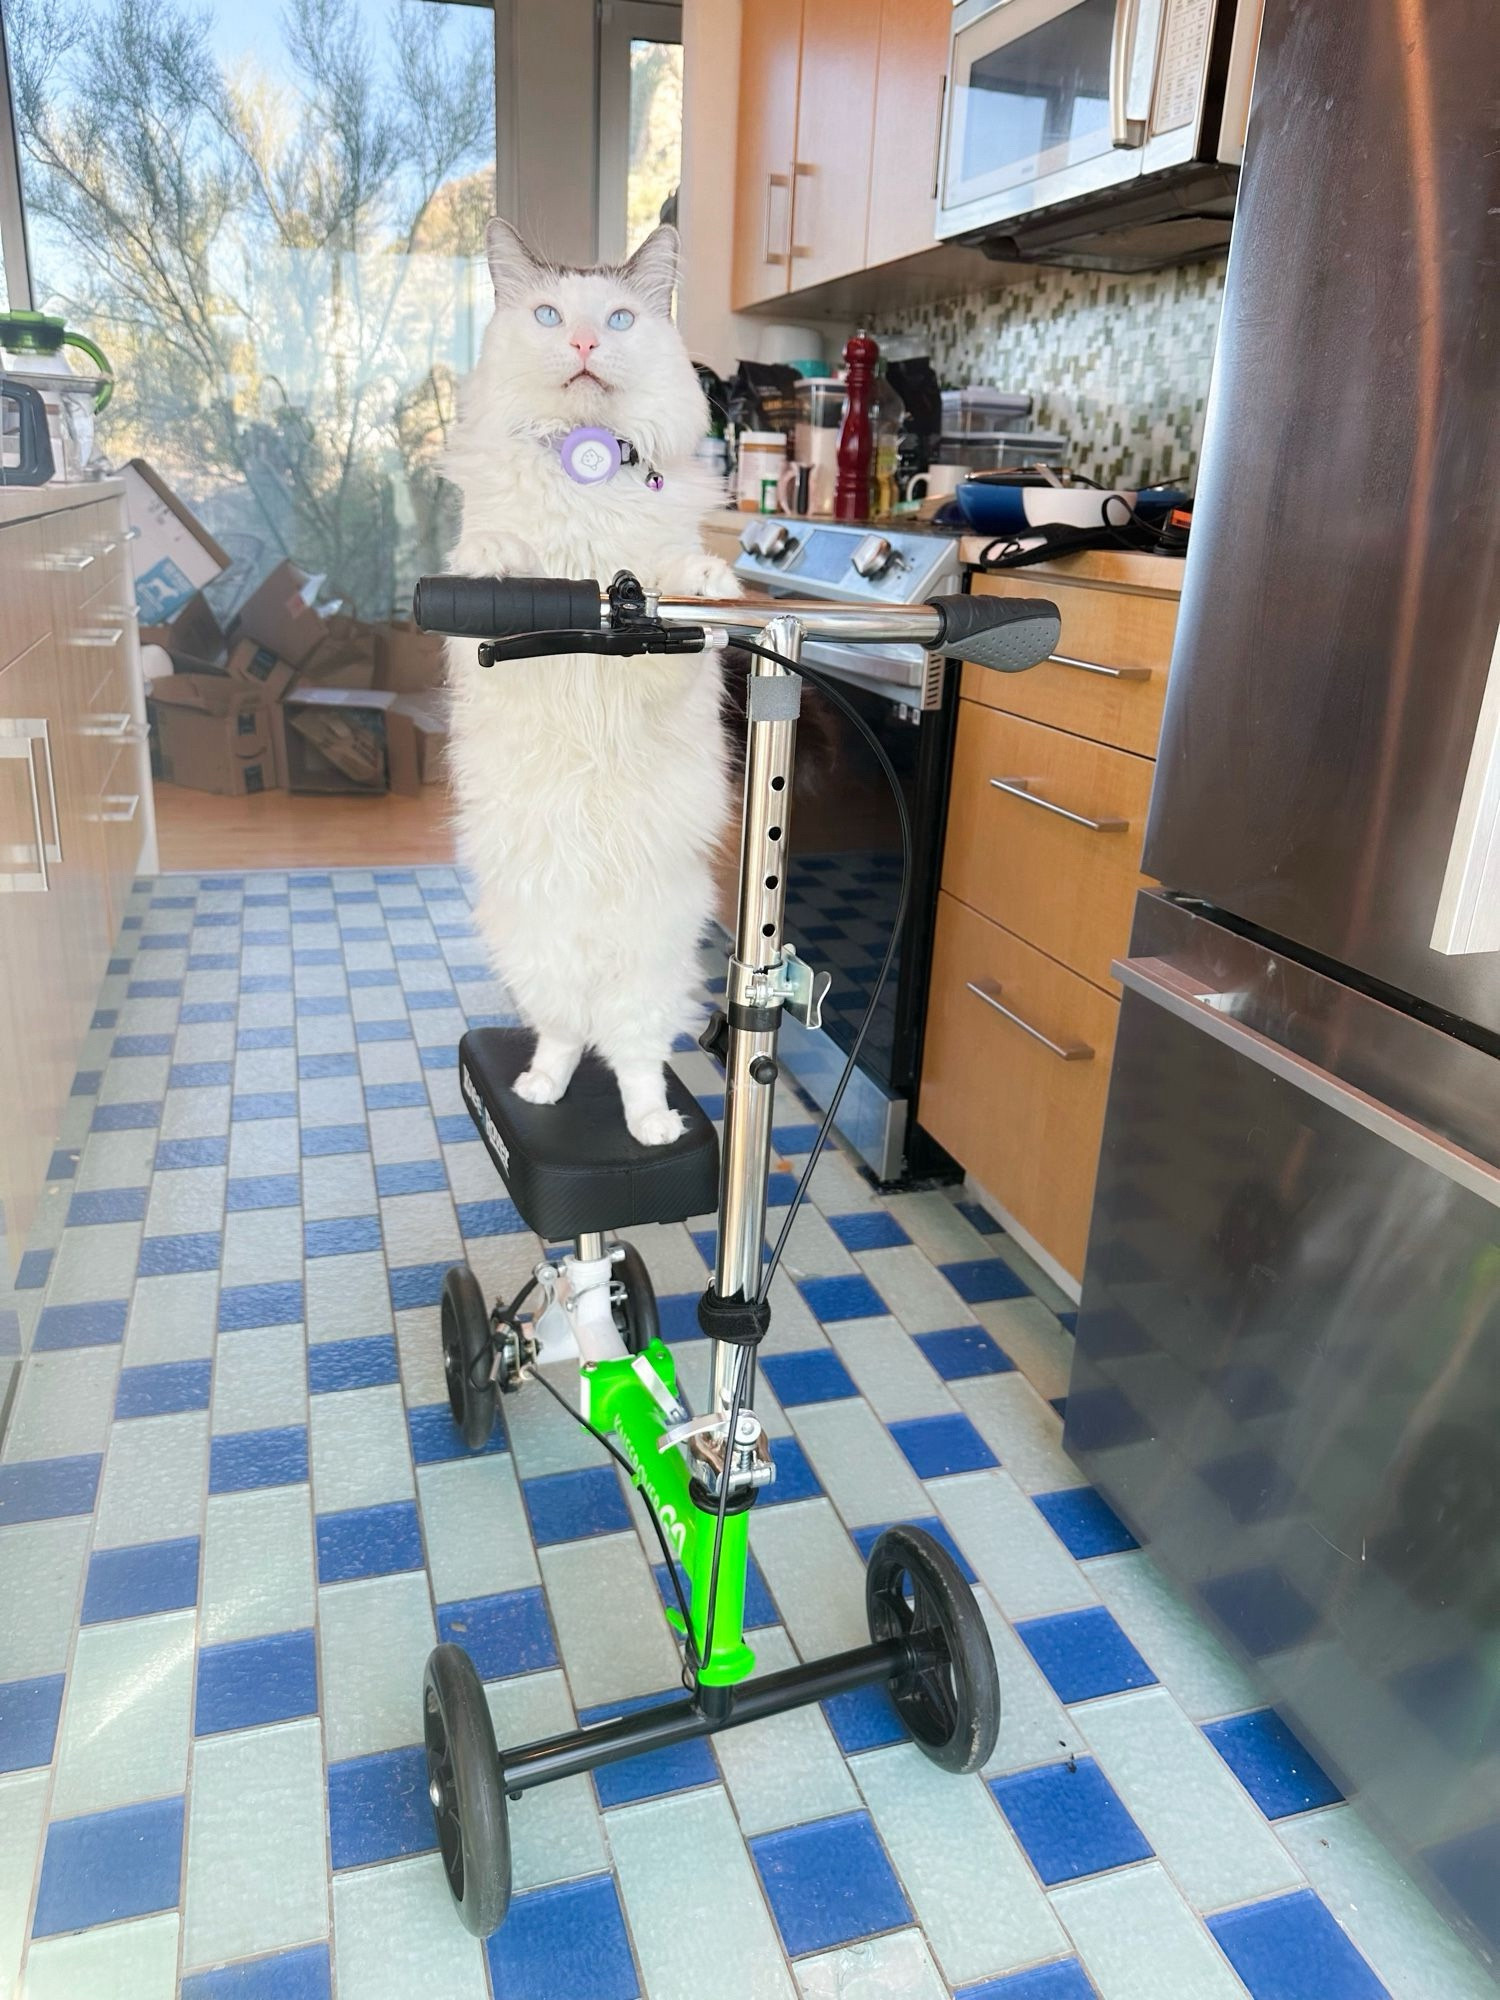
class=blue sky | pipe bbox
[206,0,492,87]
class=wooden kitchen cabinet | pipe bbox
[918,549,1183,1290]
[731,0,805,309]
[864,0,950,268]
[786,0,880,292]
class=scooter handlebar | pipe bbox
[923,594,1061,675]
[412,574,602,641]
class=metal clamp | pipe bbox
[755,943,832,1030]
[990,775,1128,834]
[967,978,1094,1062]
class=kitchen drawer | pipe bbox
[0,518,53,674]
[920,890,1119,1282]
[943,701,1154,992]
[962,571,1177,757]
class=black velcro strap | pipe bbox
[697,1287,771,1347]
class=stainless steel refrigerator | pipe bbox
[1066,0,1500,1966]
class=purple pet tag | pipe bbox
[560,427,621,485]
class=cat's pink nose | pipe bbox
[569,330,600,363]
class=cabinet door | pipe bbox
[731,0,804,310]
[788,0,879,292]
[865,0,950,269]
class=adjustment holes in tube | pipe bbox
[764,875,779,891]
[771,775,786,792]
[768,826,783,842]
[762,923,777,938]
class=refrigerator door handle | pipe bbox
[1115,954,1500,1212]
[1430,619,1500,957]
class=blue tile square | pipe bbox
[758,1435,823,1506]
[376,1160,448,1197]
[765,1171,801,1206]
[1033,1487,1138,1560]
[751,1810,912,1957]
[67,1186,149,1227]
[348,970,400,991]
[32,1795,185,1935]
[523,1465,632,1546]
[226,1173,302,1212]
[139,932,189,950]
[91,1101,162,1132]
[650,1552,778,1631]
[46,1149,79,1181]
[91,1010,120,1031]
[296,995,350,1018]
[1199,1565,1318,1658]
[126,979,181,999]
[68,1069,99,1095]
[435,1115,476,1145]
[956,1962,1097,2000]
[889,1413,998,1479]
[579,1690,720,1807]
[796,1273,887,1323]
[15,1249,52,1290]
[113,1033,175,1058]
[356,1018,412,1043]
[209,1426,309,1494]
[35,1300,128,1351]
[914,1326,1016,1380]
[156,1135,229,1170]
[405,988,458,1011]
[364,1082,427,1110]
[940,1257,1030,1304]
[238,1026,296,1051]
[851,1516,977,1585]
[0,1672,65,1772]
[195,1628,318,1735]
[302,1123,369,1158]
[656,1293,705,1344]
[179,1001,238,1023]
[0,1453,101,1523]
[1017,1606,1157,1704]
[773,1121,821,1153]
[233,1091,299,1123]
[955,1199,1004,1238]
[695,1092,726,1119]
[485,1874,639,2000]
[307,1335,400,1394]
[218,1280,304,1331]
[316,1500,425,1583]
[408,1403,507,1465]
[436,1589,558,1679]
[139,1232,222,1277]
[171,1060,233,1089]
[116,1359,213,1419]
[82,1537,201,1623]
[299,1052,360,1080]
[419,1045,458,1071]
[827,1211,910,1252]
[327,1745,433,1869]
[989,1758,1153,1885]
[1202,1709,1343,1818]
[1208,1890,1388,2000]
[388,1262,449,1311]
[305,1214,383,1258]
[456,1197,525,1238]
[761,1349,859,1405]
[821,1681,906,1754]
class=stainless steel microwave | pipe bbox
[936,0,1263,270]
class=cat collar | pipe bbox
[558,427,663,491]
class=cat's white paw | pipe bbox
[513,1066,567,1105]
[628,1106,686,1147]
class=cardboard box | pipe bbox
[390,692,448,784]
[224,638,298,703]
[139,590,225,672]
[299,613,378,689]
[148,671,263,718]
[272,686,396,794]
[122,461,231,625]
[150,701,277,795]
[231,559,332,668]
[376,620,447,693]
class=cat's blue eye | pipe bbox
[606,308,635,332]
[533,304,562,327]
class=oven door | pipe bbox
[939,0,1150,237]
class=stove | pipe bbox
[730,517,966,1184]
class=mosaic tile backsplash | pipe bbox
[880,256,1228,491]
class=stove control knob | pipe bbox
[851,533,900,580]
[740,521,769,556]
[760,522,794,562]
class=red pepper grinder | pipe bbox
[834,327,878,522]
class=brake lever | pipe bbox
[476,625,709,667]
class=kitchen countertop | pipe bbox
[0,477,126,526]
[960,538,1185,595]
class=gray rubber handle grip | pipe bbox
[925,594,1061,675]
[412,574,603,640]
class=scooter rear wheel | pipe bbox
[423,1644,510,1936]
[441,1262,496,1450]
[865,1523,1000,1774]
[610,1240,659,1355]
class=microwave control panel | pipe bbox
[1154,0,1215,133]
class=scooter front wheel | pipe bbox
[441,1262,496,1449]
[423,1644,511,1936]
[865,1523,1000,1774]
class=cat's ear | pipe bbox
[622,224,680,315]
[486,218,541,302]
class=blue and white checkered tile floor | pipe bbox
[2,867,1496,2000]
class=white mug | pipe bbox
[903,465,965,502]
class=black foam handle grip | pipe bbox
[412,574,603,640]
[925,593,1062,675]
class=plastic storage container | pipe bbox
[940,388,1033,435]
[937,430,1067,471]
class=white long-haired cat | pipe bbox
[443,219,738,1146]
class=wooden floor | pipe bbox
[153,782,457,872]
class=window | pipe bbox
[3,0,496,618]
[597,0,681,262]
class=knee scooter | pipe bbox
[410,566,1060,1936]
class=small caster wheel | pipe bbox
[609,1240,659,1356]
[866,1523,1000,1774]
[423,1644,511,1936]
[441,1263,496,1450]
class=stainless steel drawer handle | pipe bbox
[966,978,1095,1062]
[990,776,1129,834]
[48,550,95,572]
[0,717,60,891]
[1050,651,1151,682]
[83,711,134,738]
[78,624,125,649]
[763,173,789,264]
[1116,955,1500,1211]
[95,793,141,824]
